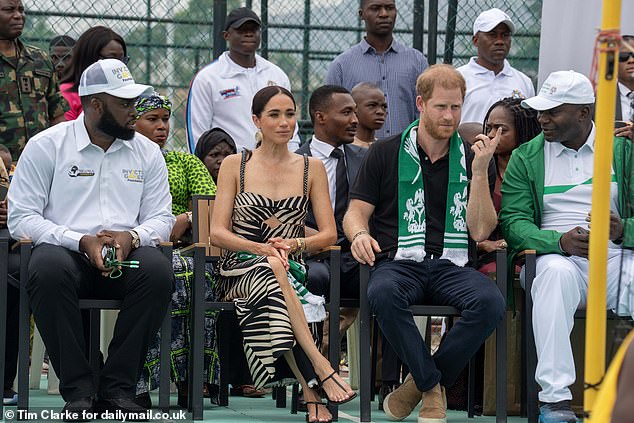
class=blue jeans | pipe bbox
[367,257,505,392]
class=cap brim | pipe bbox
[521,96,562,111]
[476,19,515,35]
[229,17,261,29]
[104,84,153,99]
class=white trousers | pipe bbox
[520,249,634,403]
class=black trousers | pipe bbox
[28,244,173,401]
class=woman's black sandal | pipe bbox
[319,371,357,405]
[305,401,331,423]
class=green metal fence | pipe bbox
[22,0,542,150]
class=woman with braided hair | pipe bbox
[476,97,542,273]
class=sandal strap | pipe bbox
[321,371,346,391]
[305,401,328,423]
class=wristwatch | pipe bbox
[128,230,140,249]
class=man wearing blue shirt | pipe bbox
[326,0,428,140]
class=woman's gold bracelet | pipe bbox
[295,237,306,254]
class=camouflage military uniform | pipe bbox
[0,39,68,158]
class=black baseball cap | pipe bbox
[224,7,261,31]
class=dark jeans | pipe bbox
[368,258,505,392]
[28,244,173,401]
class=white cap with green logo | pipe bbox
[521,70,595,111]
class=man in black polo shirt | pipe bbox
[343,64,505,422]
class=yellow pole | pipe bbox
[585,0,621,417]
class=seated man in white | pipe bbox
[499,70,634,423]
[8,59,175,422]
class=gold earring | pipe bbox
[255,129,263,143]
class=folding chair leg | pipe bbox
[158,305,171,411]
[467,357,475,418]
[0,239,8,417]
[157,245,172,412]
[17,243,31,412]
[190,247,206,420]
[359,264,372,422]
[219,379,229,406]
[291,383,299,414]
[29,326,46,389]
[327,248,340,421]
[370,319,378,401]
[495,249,508,423]
[275,386,287,408]
[47,365,59,395]
[525,253,538,423]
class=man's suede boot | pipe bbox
[418,383,447,423]
[383,374,422,421]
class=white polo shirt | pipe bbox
[186,51,300,153]
[541,124,620,246]
[8,114,175,252]
[458,57,535,123]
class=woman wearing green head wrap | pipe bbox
[134,92,220,408]
[135,93,217,241]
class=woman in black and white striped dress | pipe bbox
[211,86,356,423]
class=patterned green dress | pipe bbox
[137,150,220,396]
[164,150,217,215]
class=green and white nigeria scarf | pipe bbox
[396,119,469,266]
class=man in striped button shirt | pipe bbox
[326,0,428,140]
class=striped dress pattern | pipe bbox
[215,152,309,388]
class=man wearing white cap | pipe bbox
[8,59,175,421]
[458,8,535,123]
[499,70,634,423]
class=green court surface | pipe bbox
[2,381,531,423]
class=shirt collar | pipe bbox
[311,136,342,158]
[467,57,513,76]
[221,51,269,77]
[0,39,32,63]
[360,38,400,54]
[618,82,633,98]
[15,39,31,59]
[73,113,134,152]
[550,122,596,157]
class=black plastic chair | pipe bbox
[15,240,173,415]
[357,249,508,423]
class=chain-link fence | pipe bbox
[22,0,542,151]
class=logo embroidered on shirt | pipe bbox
[68,165,95,177]
[219,87,240,99]
[510,89,524,99]
[122,169,144,183]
